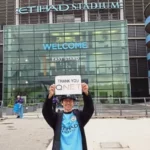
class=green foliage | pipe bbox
[12,87,32,97]
[11,86,45,103]
[7,96,15,107]
[39,99,44,103]
[23,104,29,107]
[7,104,13,108]
[28,103,37,106]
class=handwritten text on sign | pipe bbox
[55,75,82,95]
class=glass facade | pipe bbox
[3,20,130,105]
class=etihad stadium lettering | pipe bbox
[16,2,123,14]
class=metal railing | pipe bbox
[1,97,150,118]
[92,97,150,117]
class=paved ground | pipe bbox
[85,118,150,150]
[0,118,53,150]
[48,118,150,150]
[1,110,150,150]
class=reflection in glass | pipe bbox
[3,20,130,105]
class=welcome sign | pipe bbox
[43,42,88,50]
[55,75,82,95]
[16,2,123,14]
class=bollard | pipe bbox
[0,108,2,118]
[0,101,3,118]
[119,98,122,116]
[144,97,148,117]
[94,100,97,116]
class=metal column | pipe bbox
[120,0,124,20]
[49,0,53,24]
[84,0,88,22]
[15,0,19,25]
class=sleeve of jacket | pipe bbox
[42,94,57,130]
[80,92,94,126]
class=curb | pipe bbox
[92,115,150,119]
[1,115,150,120]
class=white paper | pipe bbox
[55,75,82,95]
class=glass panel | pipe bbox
[3,20,131,105]
[113,74,128,81]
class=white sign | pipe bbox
[55,75,82,95]
[52,56,80,62]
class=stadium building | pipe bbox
[0,0,149,104]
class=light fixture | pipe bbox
[50,63,56,67]
[108,30,118,33]
[65,33,71,35]
[93,31,102,34]
[93,52,103,55]
[25,81,28,84]
[65,37,71,40]
[51,33,60,36]
[73,32,80,35]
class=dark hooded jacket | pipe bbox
[42,92,94,150]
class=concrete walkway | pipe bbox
[47,118,150,150]
[0,117,53,150]
[2,109,150,150]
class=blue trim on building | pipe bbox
[148,70,150,77]
[147,53,150,60]
[145,16,150,26]
[146,35,150,48]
